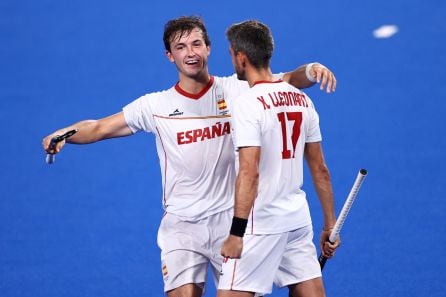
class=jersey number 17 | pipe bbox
[277,111,302,159]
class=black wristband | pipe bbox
[230,216,248,237]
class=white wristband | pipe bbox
[305,63,317,83]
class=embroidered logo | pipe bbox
[169,109,184,117]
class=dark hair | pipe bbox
[163,16,211,52]
[226,20,274,68]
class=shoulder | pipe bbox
[213,74,237,83]
[130,86,174,107]
[299,90,316,110]
[140,86,174,101]
[213,74,248,88]
[123,87,175,119]
[232,87,260,111]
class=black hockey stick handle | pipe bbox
[46,140,57,164]
[318,248,330,270]
[45,129,78,164]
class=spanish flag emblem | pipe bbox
[217,99,227,110]
[162,263,168,279]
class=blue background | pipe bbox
[1,0,445,296]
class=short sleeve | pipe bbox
[304,95,322,143]
[216,75,249,109]
[122,94,156,133]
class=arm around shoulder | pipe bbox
[282,62,336,93]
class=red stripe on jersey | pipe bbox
[155,126,168,207]
[174,76,215,100]
[250,202,255,234]
[230,260,237,290]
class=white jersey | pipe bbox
[123,75,248,220]
[232,80,322,234]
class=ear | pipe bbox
[238,52,247,67]
[166,50,175,63]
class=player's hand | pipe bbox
[221,235,243,259]
[309,63,337,93]
[42,132,66,155]
[320,229,341,258]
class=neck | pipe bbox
[177,71,211,94]
[245,66,274,87]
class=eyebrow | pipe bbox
[173,39,203,47]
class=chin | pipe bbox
[184,69,204,79]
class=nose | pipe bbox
[186,45,196,57]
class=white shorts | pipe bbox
[157,209,232,293]
[218,224,321,296]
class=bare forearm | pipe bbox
[282,64,314,89]
[221,168,257,259]
[42,112,132,155]
[304,142,336,228]
[233,147,261,219]
[304,143,340,256]
[311,164,336,229]
[54,120,103,144]
[57,113,131,143]
[234,169,258,219]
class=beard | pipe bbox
[235,67,246,81]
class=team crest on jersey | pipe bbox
[214,86,228,115]
[162,262,169,280]
[217,98,228,115]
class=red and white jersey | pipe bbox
[123,75,248,220]
[232,80,322,234]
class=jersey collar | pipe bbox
[252,79,283,87]
[175,76,214,100]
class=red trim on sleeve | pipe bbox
[174,76,214,99]
[155,126,168,207]
[250,201,255,234]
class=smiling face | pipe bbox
[166,28,211,81]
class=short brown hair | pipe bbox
[226,20,274,68]
[163,16,211,52]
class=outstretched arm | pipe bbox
[304,142,340,258]
[282,62,337,93]
[42,112,132,155]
